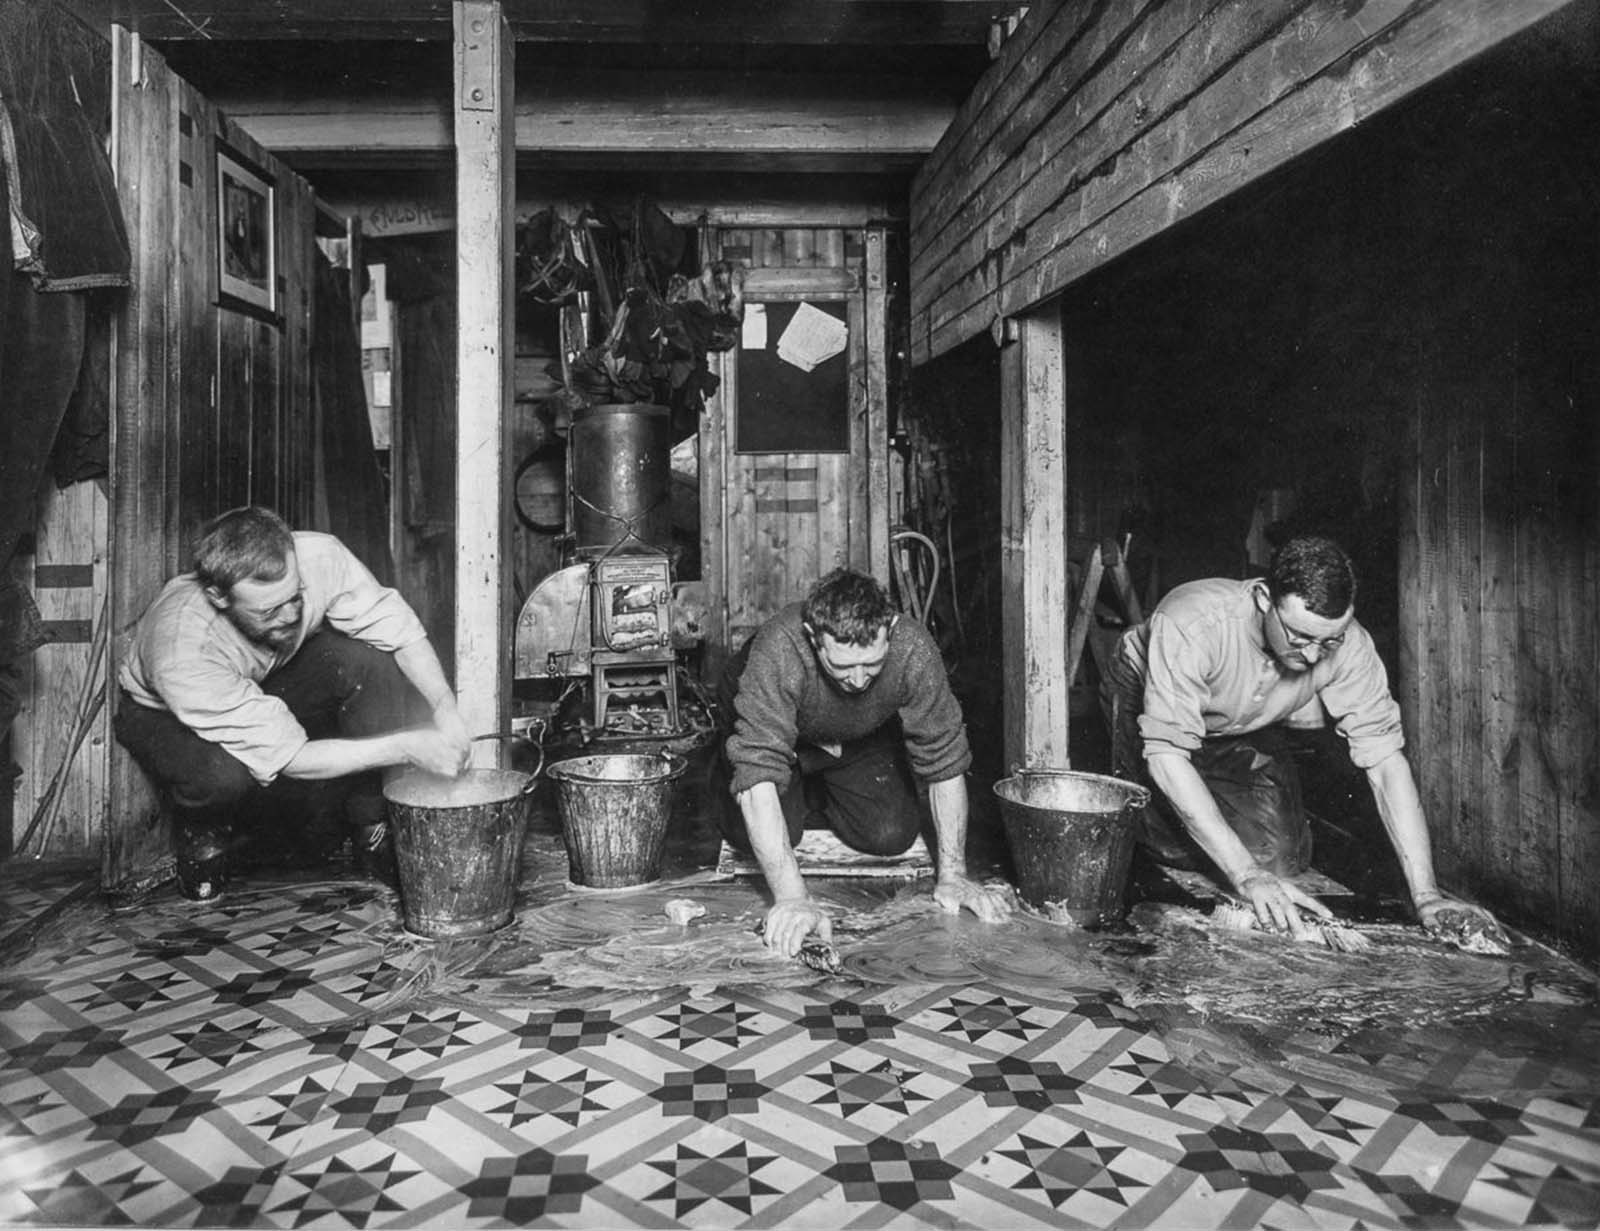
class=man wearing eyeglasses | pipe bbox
[116,506,471,901]
[1107,534,1503,945]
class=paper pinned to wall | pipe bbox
[776,300,848,372]
[742,302,768,349]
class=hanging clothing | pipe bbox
[0,0,129,290]
[312,252,394,584]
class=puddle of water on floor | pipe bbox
[8,850,1595,1102]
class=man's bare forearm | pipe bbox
[395,639,458,716]
[1146,751,1261,889]
[928,774,969,882]
[1365,751,1440,907]
[283,732,412,781]
[738,782,807,901]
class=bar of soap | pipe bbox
[664,898,706,925]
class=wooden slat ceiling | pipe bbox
[114,1,1005,181]
[107,0,1010,45]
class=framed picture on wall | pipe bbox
[216,141,277,321]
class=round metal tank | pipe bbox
[570,402,672,556]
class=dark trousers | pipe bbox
[1108,672,1312,877]
[114,630,427,870]
[712,723,926,857]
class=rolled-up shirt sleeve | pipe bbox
[1136,612,1209,759]
[1320,625,1405,768]
[132,598,309,785]
[155,657,309,785]
[305,535,427,652]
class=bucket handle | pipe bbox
[1007,763,1152,812]
[471,728,548,791]
[519,740,547,794]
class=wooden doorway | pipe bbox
[698,225,890,676]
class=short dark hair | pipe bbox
[801,568,896,646]
[192,506,295,593]
[1267,534,1356,618]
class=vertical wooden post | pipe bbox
[999,305,1069,774]
[699,222,730,683]
[452,1,514,758]
[863,226,890,584]
[106,27,173,891]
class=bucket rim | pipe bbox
[992,768,1150,810]
[383,765,534,809]
[546,751,686,786]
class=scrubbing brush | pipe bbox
[752,920,844,975]
[1211,898,1372,953]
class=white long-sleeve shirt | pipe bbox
[118,532,426,784]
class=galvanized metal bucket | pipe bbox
[993,768,1150,925]
[383,744,545,938]
[547,751,685,888]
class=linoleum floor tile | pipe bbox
[4,845,1599,1230]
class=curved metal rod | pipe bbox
[471,729,549,786]
[889,525,941,626]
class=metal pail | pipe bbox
[547,752,685,888]
[384,767,538,938]
[993,768,1150,925]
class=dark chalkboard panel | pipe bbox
[736,300,849,454]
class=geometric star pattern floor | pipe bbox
[3,858,1598,1230]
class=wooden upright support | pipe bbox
[1064,542,1103,690]
[999,304,1069,773]
[864,225,891,585]
[452,1,514,759]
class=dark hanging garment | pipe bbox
[311,250,394,586]
[0,0,130,291]
[0,256,87,570]
[0,0,121,585]
[387,246,456,539]
[49,295,112,485]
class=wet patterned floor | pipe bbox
[2,819,1598,1230]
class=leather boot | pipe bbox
[174,812,231,902]
[352,817,399,889]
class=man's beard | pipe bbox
[242,621,298,651]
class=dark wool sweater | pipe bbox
[723,603,972,796]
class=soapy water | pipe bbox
[9,850,1593,1083]
[228,861,1592,1046]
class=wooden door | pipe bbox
[699,225,889,676]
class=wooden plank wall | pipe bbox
[702,226,886,673]
[1400,358,1600,961]
[908,0,1580,365]
[96,31,326,883]
[10,483,109,858]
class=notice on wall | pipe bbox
[736,300,849,454]
[776,301,848,372]
[742,302,768,349]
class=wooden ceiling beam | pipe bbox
[107,0,1005,45]
[217,73,955,168]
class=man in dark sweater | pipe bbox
[718,568,1012,956]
